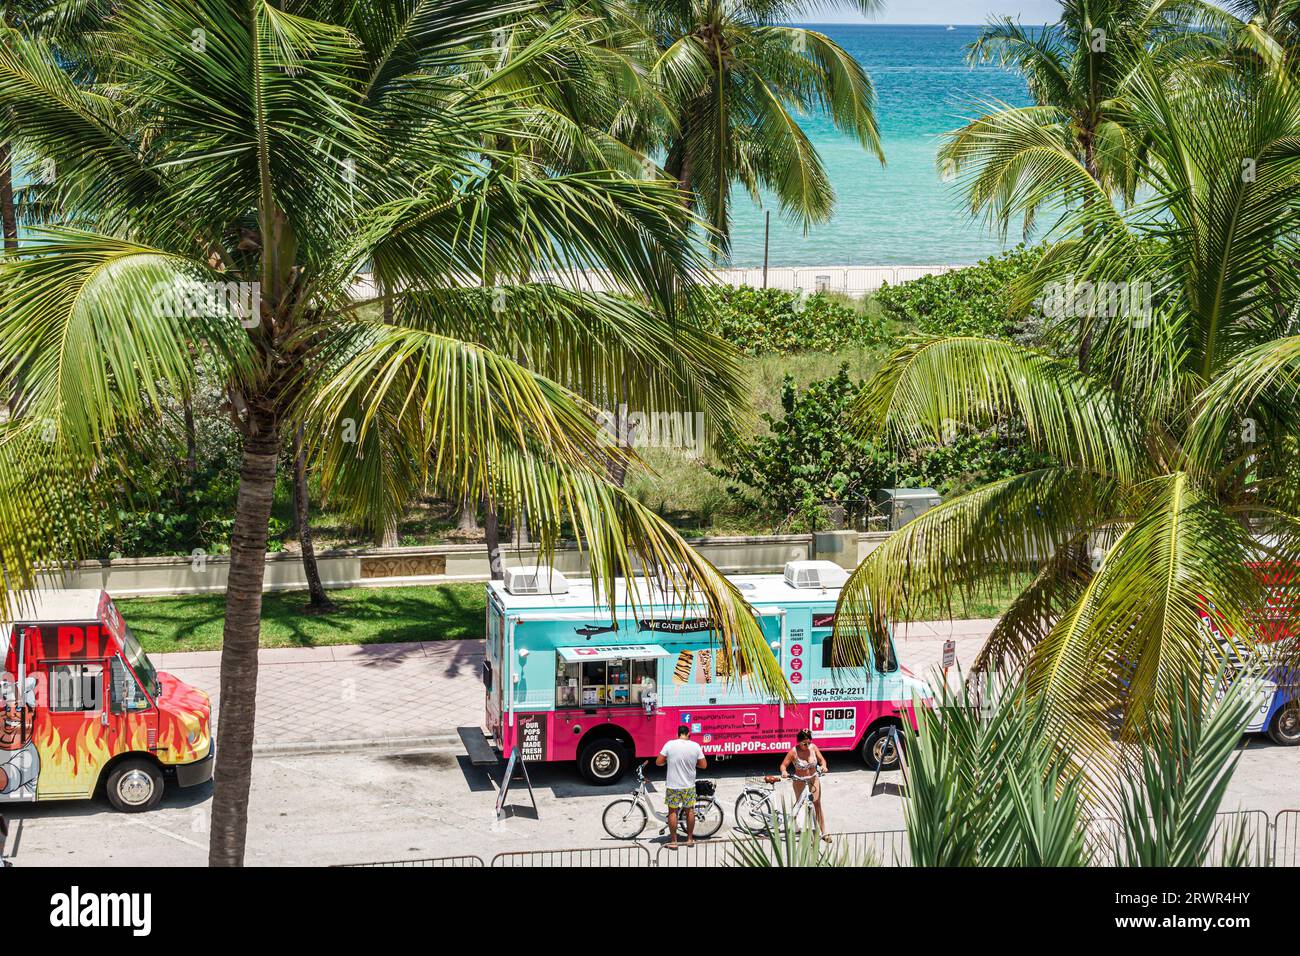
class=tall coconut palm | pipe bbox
[937,0,1230,243]
[620,0,884,256]
[832,55,1300,759]
[0,0,788,866]
[1222,0,1300,66]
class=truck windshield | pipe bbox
[122,625,160,699]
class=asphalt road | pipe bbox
[5,735,1300,867]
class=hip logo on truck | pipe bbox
[810,707,856,738]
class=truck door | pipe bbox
[25,623,119,801]
[0,626,38,803]
[484,605,505,741]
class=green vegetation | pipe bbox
[874,244,1044,339]
[118,576,1023,654]
[902,677,1258,867]
[641,0,883,251]
[119,585,487,654]
[45,256,1034,557]
[840,11,1300,750]
[694,285,890,355]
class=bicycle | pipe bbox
[601,762,724,840]
[733,769,826,837]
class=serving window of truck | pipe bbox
[483,562,932,784]
[555,646,664,707]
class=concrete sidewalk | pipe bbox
[155,618,997,751]
[155,640,487,752]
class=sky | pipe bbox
[792,2,1064,25]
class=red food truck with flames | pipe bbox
[1,589,213,812]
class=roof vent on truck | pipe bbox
[502,565,570,596]
[783,560,850,590]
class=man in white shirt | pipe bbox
[656,724,706,848]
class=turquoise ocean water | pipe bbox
[724,23,1031,267]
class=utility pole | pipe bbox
[762,210,770,288]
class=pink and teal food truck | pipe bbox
[483,561,932,784]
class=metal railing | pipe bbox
[1210,809,1272,866]
[1274,809,1300,866]
[655,839,746,867]
[340,809,1300,867]
[834,829,911,866]
[490,845,654,867]
[338,854,485,867]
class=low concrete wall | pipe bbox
[53,531,895,598]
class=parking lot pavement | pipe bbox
[6,731,1299,867]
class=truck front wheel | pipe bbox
[860,725,903,771]
[106,758,165,812]
[1268,705,1300,746]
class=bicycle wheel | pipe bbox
[693,799,724,839]
[733,790,773,836]
[602,798,648,840]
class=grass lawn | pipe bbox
[116,574,1027,655]
[908,573,1032,622]
[117,584,487,654]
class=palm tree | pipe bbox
[937,0,1228,244]
[832,54,1300,758]
[1222,0,1300,65]
[0,0,788,865]
[900,672,1259,866]
[621,0,884,255]
[729,814,878,866]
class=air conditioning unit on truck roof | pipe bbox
[784,560,850,590]
[503,565,570,596]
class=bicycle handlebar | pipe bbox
[772,769,826,783]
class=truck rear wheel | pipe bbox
[106,758,164,813]
[578,738,629,785]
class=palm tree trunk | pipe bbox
[1077,126,1100,368]
[483,495,504,581]
[293,425,335,612]
[183,396,197,490]
[0,142,16,252]
[209,410,280,867]
[455,493,479,535]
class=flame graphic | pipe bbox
[31,714,149,795]
[155,673,211,763]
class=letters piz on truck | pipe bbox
[1,590,213,812]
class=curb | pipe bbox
[252,733,464,758]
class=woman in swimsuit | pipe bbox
[780,728,831,841]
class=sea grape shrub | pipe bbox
[694,285,888,354]
[713,366,894,517]
[714,366,1054,523]
[875,244,1044,339]
[906,424,1053,498]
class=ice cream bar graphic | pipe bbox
[672,649,694,684]
[714,648,730,679]
[696,648,712,684]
